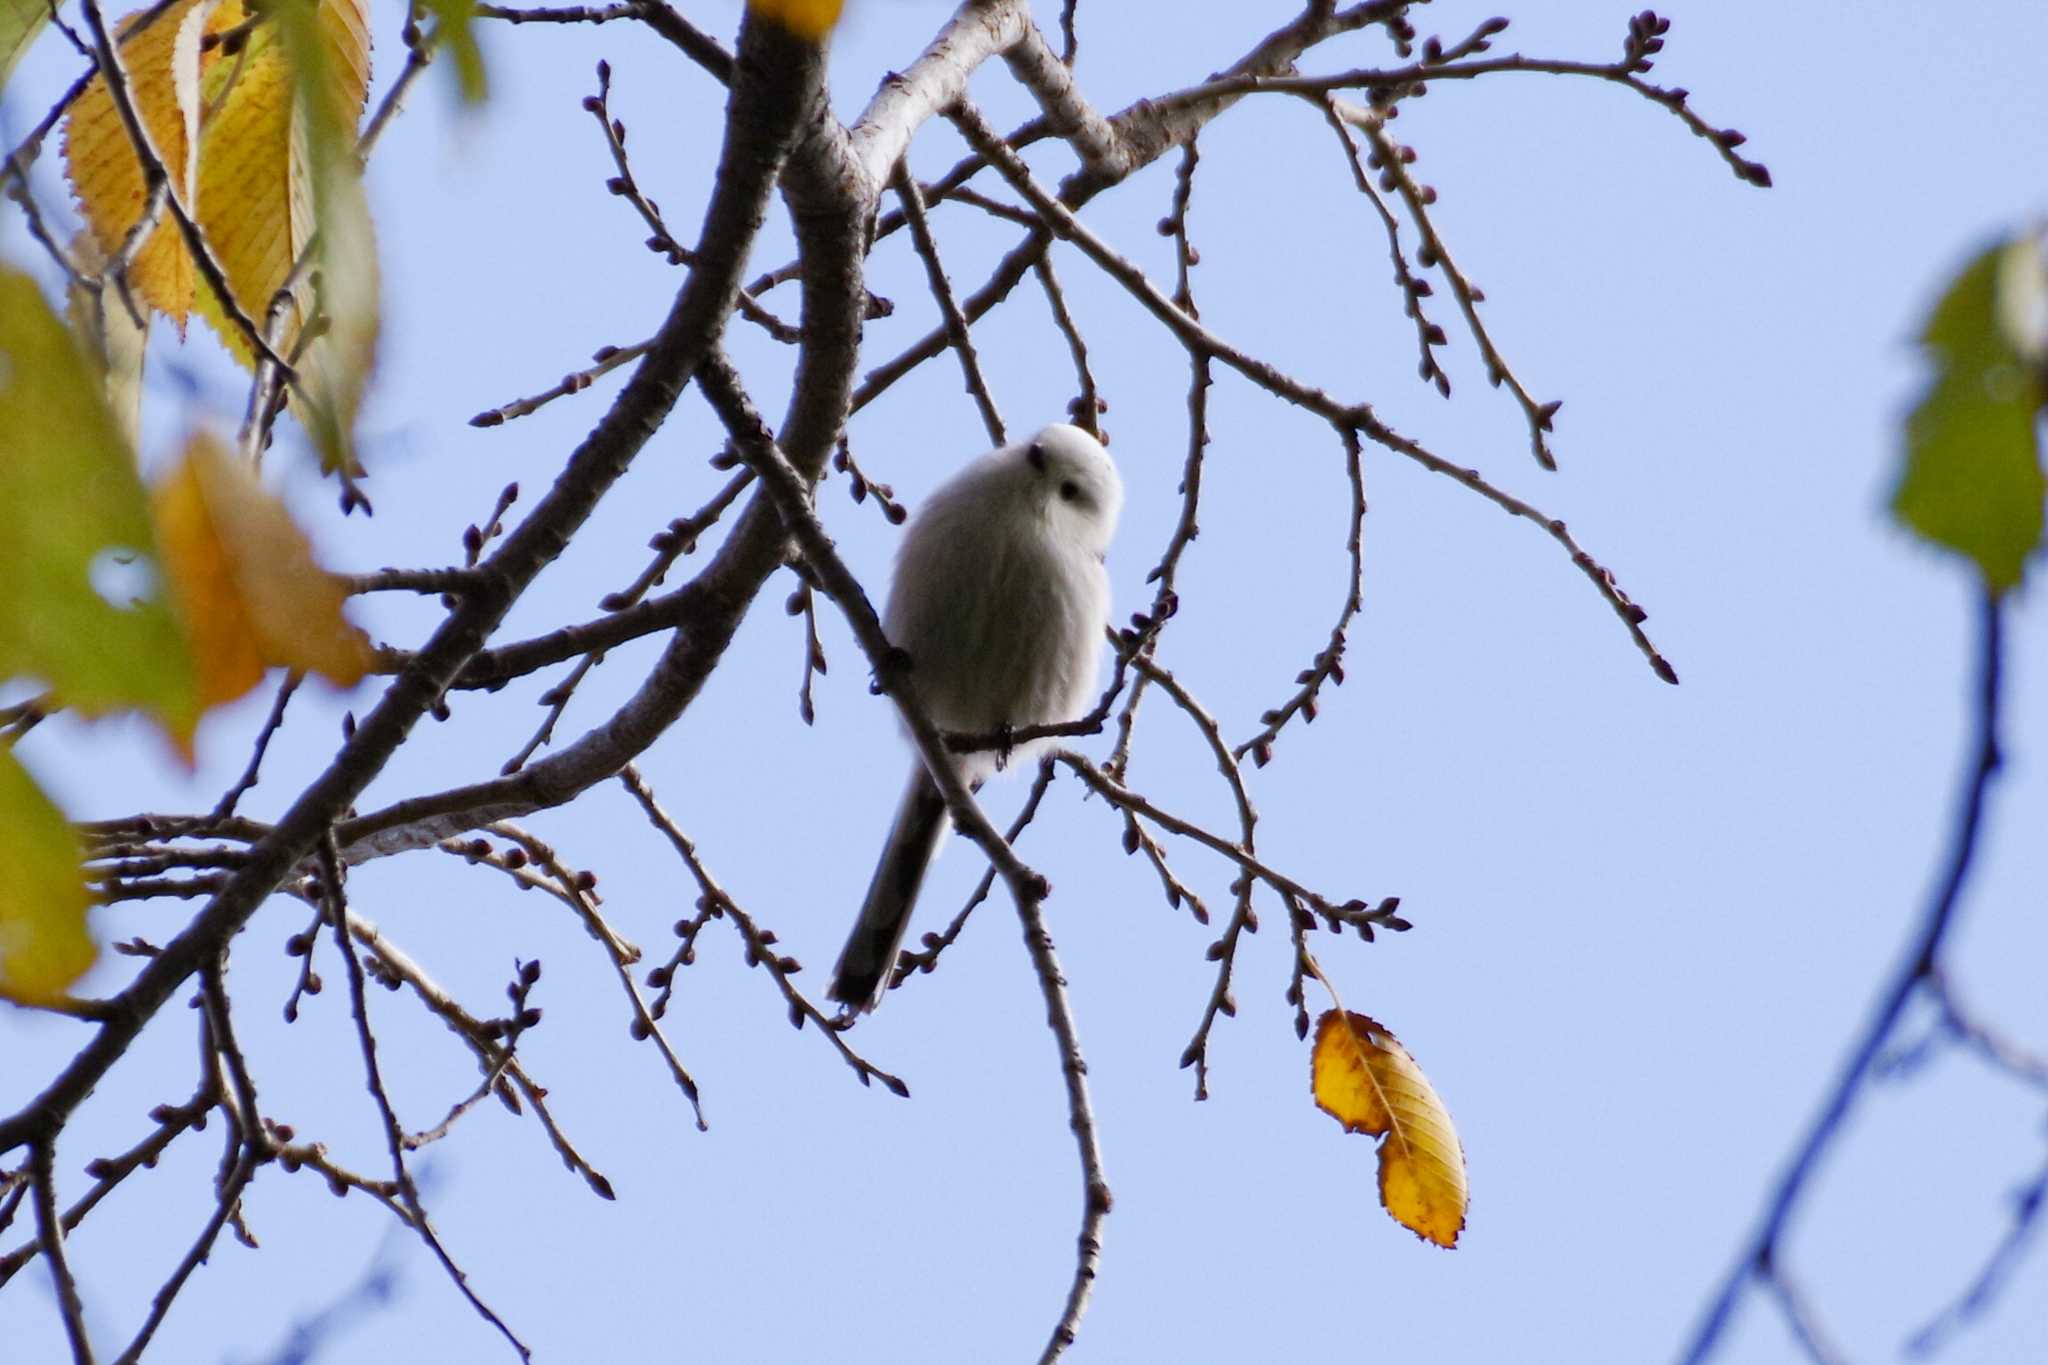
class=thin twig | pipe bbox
[1929,970,2048,1090]
[1344,102,1559,468]
[1319,97,1451,400]
[483,824,707,1129]
[1117,652,1281,1083]
[345,567,485,596]
[476,0,734,85]
[1141,33,1773,190]
[1019,890,1110,1365]
[29,1142,95,1364]
[0,1078,208,1286]
[111,1101,258,1362]
[89,873,229,903]
[598,469,757,608]
[357,14,436,156]
[501,654,601,773]
[617,766,909,1095]
[585,62,798,341]
[951,98,1678,685]
[1234,427,1368,765]
[343,912,614,1200]
[792,580,826,725]
[1055,750,1398,937]
[1906,1154,2048,1357]
[1759,1258,1848,1365]
[211,673,302,818]
[891,762,1058,989]
[829,436,910,526]
[320,836,532,1360]
[1109,140,1205,779]
[892,159,1005,445]
[469,340,650,426]
[1032,251,1102,433]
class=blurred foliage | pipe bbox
[1894,234,2047,592]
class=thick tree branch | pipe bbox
[0,13,823,1158]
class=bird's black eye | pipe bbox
[1026,441,1048,472]
[1058,480,1082,503]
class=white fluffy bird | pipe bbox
[828,423,1124,1011]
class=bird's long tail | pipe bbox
[829,765,952,1011]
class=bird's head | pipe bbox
[1019,423,1123,556]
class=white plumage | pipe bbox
[828,423,1123,1011]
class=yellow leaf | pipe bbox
[188,0,379,475]
[0,264,199,747]
[66,0,363,374]
[748,0,845,42]
[189,7,296,363]
[191,0,371,368]
[0,750,95,1006]
[61,0,223,326]
[1311,1009,1468,1248]
[61,0,377,464]
[151,431,372,713]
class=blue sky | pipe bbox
[4,2,2046,1361]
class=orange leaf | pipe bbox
[151,431,372,713]
[1310,1009,1468,1248]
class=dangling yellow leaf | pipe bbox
[748,0,845,42]
[1310,1009,1468,1248]
[0,749,95,1006]
[61,0,224,325]
[151,431,372,713]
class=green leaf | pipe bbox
[1,0,50,92]
[0,263,200,745]
[0,748,94,1005]
[422,0,487,103]
[1892,237,2047,593]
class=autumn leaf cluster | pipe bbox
[0,0,392,1004]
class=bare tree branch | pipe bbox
[1680,594,2007,1363]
